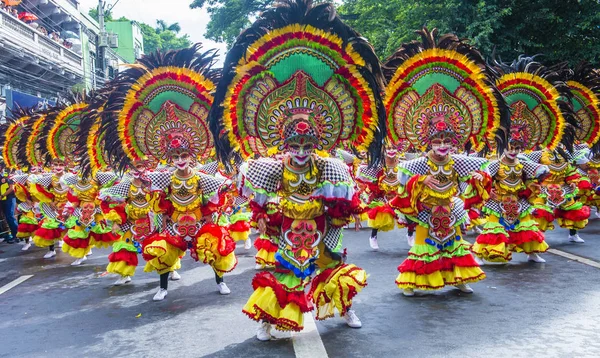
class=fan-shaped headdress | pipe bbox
[46,93,88,164]
[1,106,34,170]
[210,0,386,164]
[104,44,219,168]
[492,55,574,151]
[563,62,600,149]
[383,28,507,154]
[76,89,112,177]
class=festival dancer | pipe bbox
[356,146,403,250]
[209,0,387,340]
[103,45,237,301]
[384,28,509,296]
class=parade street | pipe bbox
[1,220,600,358]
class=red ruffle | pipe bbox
[366,204,396,219]
[34,227,63,240]
[398,255,480,275]
[252,272,313,312]
[229,220,251,233]
[533,208,555,222]
[254,237,278,252]
[555,206,591,221]
[201,195,225,216]
[108,249,138,266]
[63,236,91,249]
[519,188,533,200]
[578,180,593,191]
[35,184,54,201]
[324,193,362,218]
[476,233,509,245]
[468,210,480,220]
[389,194,411,210]
[90,231,119,243]
[142,233,187,261]
[508,230,544,245]
[566,174,582,183]
[18,223,38,233]
[153,191,174,216]
[67,191,80,205]
[100,201,127,224]
[196,223,236,256]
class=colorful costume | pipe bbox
[103,45,236,299]
[210,0,386,338]
[384,28,507,295]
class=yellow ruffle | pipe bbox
[256,248,277,266]
[367,211,396,231]
[230,230,249,242]
[242,286,304,332]
[471,242,511,262]
[107,261,137,277]
[556,218,588,230]
[511,240,549,254]
[32,235,57,248]
[62,243,92,259]
[311,264,367,320]
[143,239,184,275]
[534,217,555,232]
[396,266,486,290]
[195,233,238,277]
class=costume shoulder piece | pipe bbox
[47,93,88,164]
[104,44,220,169]
[383,27,508,153]
[1,106,35,170]
[492,55,573,151]
[210,0,386,164]
[242,158,284,195]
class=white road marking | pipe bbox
[291,313,329,358]
[0,275,33,295]
[549,249,600,269]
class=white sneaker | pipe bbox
[407,233,415,247]
[71,256,87,266]
[217,282,231,295]
[569,234,585,243]
[255,264,264,270]
[343,309,362,328]
[86,249,93,256]
[256,322,272,341]
[403,288,415,297]
[153,288,168,301]
[21,243,32,251]
[527,253,546,263]
[114,276,132,286]
[244,237,252,250]
[456,284,474,293]
[595,211,600,219]
[43,250,57,259]
[169,271,181,281]
[57,240,63,248]
[369,236,379,250]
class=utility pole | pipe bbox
[97,0,106,84]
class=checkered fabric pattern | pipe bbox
[357,163,381,183]
[60,173,79,187]
[198,161,219,175]
[34,174,53,188]
[323,226,342,252]
[399,157,430,176]
[96,171,117,186]
[522,161,548,179]
[11,174,29,185]
[40,203,58,219]
[149,172,172,191]
[245,158,284,194]
[99,179,131,202]
[334,149,356,165]
[523,151,543,163]
[18,202,33,212]
[199,172,224,197]
[487,161,501,177]
[452,155,489,177]
[316,157,353,184]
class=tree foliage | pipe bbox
[87,8,191,54]
[190,0,600,65]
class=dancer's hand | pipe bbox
[423,175,440,189]
[112,223,121,233]
[471,171,484,181]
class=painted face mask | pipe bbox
[286,139,316,166]
[170,149,193,171]
[430,133,456,158]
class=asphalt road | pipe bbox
[1,218,600,358]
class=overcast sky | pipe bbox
[79,0,227,62]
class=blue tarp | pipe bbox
[5,89,56,113]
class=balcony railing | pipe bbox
[0,12,83,77]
